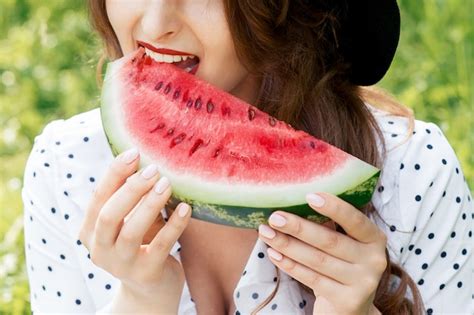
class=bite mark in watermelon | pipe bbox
[100,48,380,229]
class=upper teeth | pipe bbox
[144,47,195,63]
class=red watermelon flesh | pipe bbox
[100,47,380,228]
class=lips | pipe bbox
[137,40,200,75]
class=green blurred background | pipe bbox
[0,0,472,313]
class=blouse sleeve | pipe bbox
[385,121,473,314]
[21,120,96,314]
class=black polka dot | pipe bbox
[469,231,472,237]
[388,121,394,124]
[462,249,467,255]
[400,163,404,170]
[428,233,434,239]
[439,284,445,290]
[44,163,50,167]
[64,191,68,196]
[299,299,307,308]
[457,282,463,288]
[30,215,33,221]
[89,177,95,182]
[68,154,74,159]
[391,134,398,137]
[415,248,422,255]
[76,239,82,245]
[451,231,456,238]
[60,254,65,260]
[453,263,459,270]
[414,164,420,170]
[462,213,466,220]
[242,270,247,276]
[42,238,47,244]
[42,285,46,291]
[30,265,33,271]
[415,195,422,202]
[105,284,111,290]
[426,144,433,149]
[40,149,45,153]
[51,207,56,214]
[413,131,416,134]
[442,159,447,165]
[422,263,428,270]
[64,214,69,220]
[442,191,446,197]
[440,251,447,258]
[427,308,433,315]
[258,252,265,259]
[236,311,240,315]
[55,141,61,145]
[273,277,278,282]
[252,293,259,299]
[88,273,94,279]
[455,167,459,174]
[430,211,434,218]
[75,299,81,305]
[66,173,72,179]
[456,196,461,203]
[57,291,61,297]
[271,304,278,310]
[408,244,414,251]
[400,247,404,253]
[236,291,240,298]
[425,129,431,134]
[83,137,89,142]
[87,253,91,259]
[378,186,384,193]
[429,181,434,187]
[33,172,36,177]
[417,279,424,285]
[47,266,52,272]
[390,225,396,232]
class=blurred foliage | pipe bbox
[0,0,472,313]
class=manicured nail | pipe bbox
[154,176,170,194]
[119,148,139,164]
[258,224,276,239]
[141,164,159,179]
[267,247,283,261]
[306,193,325,207]
[269,213,287,227]
[178,203,189,217]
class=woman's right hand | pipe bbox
[78,147,192,305]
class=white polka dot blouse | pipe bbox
[21,104,473,314]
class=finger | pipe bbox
[265,246,348,301]
[147,202,192,265]
[79,148,140,248]
[259,224,354,284]
[95,164,162,247]
[267,211,362,262]
[306,192,384,244]
[115,177,172,261]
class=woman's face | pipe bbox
[106,0,261,104]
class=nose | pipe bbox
[140,1,181,42]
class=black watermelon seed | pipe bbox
[207,101,214,113]
[173,88,181,100]
[195,98,202,110]
[248,108,256,121]
[170,133,186,148]
[310,141,315,149]
[164,83,172,94]
[186,99,193,108]
[189,139,205,156]
[154,81,163,91]
[269,117,276,126]
[222,106,231,117]
[150,122,165,133]
[167,128,174,136]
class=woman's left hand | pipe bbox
[258,192,387,315]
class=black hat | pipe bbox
[337,0,401,86]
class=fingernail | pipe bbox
[306,193,325,207]
[119,148,139,164]
[178,203,189,217]
[141,164,159,179]
[267,247,283,261]
[269,213,286,227]
[154,177,170,194]
[258,224,276,239]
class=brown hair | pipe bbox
[87,0,425,314]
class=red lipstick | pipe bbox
[137,40,195,56]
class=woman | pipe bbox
[22,0,472,314]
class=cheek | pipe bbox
[106,0,139,52]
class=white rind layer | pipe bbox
[101,58,380,208]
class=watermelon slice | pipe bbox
[100,47,380,229]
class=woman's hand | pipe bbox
[78,148,192,307]
[258,192,387,315]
